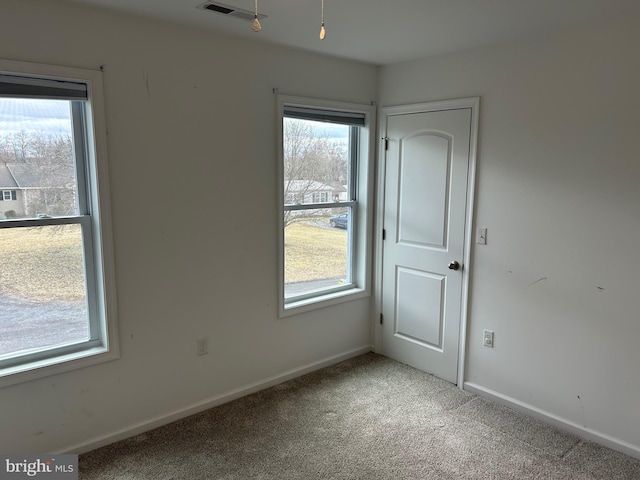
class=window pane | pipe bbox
[283,117,350,206]
[0,224,89,358]
[284,207,351,298]
[0,98,78,220]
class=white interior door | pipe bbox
[380,106,473,384]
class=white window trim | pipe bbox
[311,191,330,203]
[277,95,375,317]
[0,58,118,388]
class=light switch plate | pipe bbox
[477,228,487,245]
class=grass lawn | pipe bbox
[285,221,348,284]
[0,220,346,302]
[0,224,86,302]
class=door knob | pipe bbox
[448,261,460,271]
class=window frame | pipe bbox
[0,58,118,388]
[1,190,16,201]
[277,95,375,317]
[311,191,330,203]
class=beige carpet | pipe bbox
[80,353,640,479]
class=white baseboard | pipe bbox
[57,345,373,455]
[464,382,640,461]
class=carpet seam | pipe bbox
[450,396,580,459]
[560,439,584,459]
[446,392,477,412]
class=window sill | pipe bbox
[280,286,369,318]
[0,345,119,389]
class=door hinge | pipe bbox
[382,229,386,240]
[380,313,383,325]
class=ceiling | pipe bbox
[68,0,640,65]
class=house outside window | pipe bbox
[1,190,17,201]
[0,59,117,387]
[278,95,375,315]
[311,191,329,203]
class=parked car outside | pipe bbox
[330,213,348,229]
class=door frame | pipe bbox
[373,97,480,387]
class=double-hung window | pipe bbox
[0,59,117,386]
[278,95,375,314]
[1,190,17,201]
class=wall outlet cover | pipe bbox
[483,329,494,347]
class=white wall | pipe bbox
[379,16,640,452]
[5,0,640,458]
[0,0,376,453]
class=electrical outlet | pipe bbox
[196,337,209,356]
[483,330,494,348]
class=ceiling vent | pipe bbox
[197,1,266,22]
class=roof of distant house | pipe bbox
[0,163,75,189]
[285,180,333,192]
[327,182,347,193]
[0,164,18,189]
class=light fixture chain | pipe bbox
[252,0,261,32]
[319,0,326,39]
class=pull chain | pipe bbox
[319,0,326,39]
[252,0,261,32]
